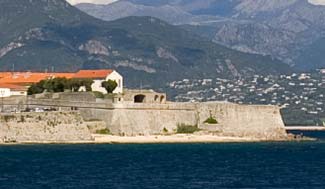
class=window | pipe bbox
[134,95,146,103]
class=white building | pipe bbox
[74,70,123,94]
[0,84,27,97]
[0,88,11,98]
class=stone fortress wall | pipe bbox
[6,92,287,140]
[0,111,94,143]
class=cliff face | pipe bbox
[0,112,92,143]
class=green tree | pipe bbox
[101,80,118,93]
[80,79,94,92]
[27,78,94,95]
[43,78,68,93]
[68,78,83,92]
[67,78,94,92]
[27,83,44,95]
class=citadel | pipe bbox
[0,69,289,143]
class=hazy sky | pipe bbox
[66,0,325,6]
[309,0,325,5]
[66,0,118,5]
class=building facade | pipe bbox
[73,70,123,94]
[0,69,123,97]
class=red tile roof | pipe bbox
[0,83,27,91]
[73,70,113,79]
[0,72,74,84]
[0,70,116,91]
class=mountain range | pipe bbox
[0,0,289,88]
[76,0,325,70]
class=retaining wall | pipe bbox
[0,111,92,143]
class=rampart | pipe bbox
[19,97,287,140]
[0,111,93,143]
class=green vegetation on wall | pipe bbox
[176,123,200,134]
[95,128,110,135]
[204,117,218,124]
[204,111,218,124]
[92,91,105,99]
[162,127,168,133]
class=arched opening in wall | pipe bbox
[160,96,165,103]
[134,95,146,103]
[154,95,159,102]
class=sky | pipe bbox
[66,0,325,6]
[66,0,118,5]
[309,0,325,5]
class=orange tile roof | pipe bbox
[0,70,116,90]
[0,83,27,91]
[73,69,113,79]
[0,72,74,84]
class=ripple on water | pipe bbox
[0,143,325,188]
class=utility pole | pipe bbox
[140,81,143,92]
[26,94,29,112]
[0,90,4,113]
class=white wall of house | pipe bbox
[11,90,27,96]
[91,79,107,94]
[0,88,11,97]
[106,71,123,94]
[91,71,123,94]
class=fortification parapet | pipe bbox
[0,111,92,143]
[2,93,288,139]
[196,102,287,139]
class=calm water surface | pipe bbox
[1,141,325,189]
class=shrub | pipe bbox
[102,80,118,93]
[176,123,200,134]
[204,117,218,124]
[27,78,94,95]
[19,115,25,123]
[162,127,168,133]
[93,91,105,98]
[3,115,15,122]
[96,128,110,135]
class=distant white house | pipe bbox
[0,88,11,98]
[0,84,27,97]
[0,69,123,97]
[73,69,123,94]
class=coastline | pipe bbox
[92,134,263,144]
[0,134,312,145]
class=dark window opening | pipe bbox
[160,96,165,103]
[134,95,146,103]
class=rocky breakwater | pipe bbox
[0,111,94,143]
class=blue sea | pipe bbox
[1,132,325,188]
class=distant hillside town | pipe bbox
[167,69,325,126]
